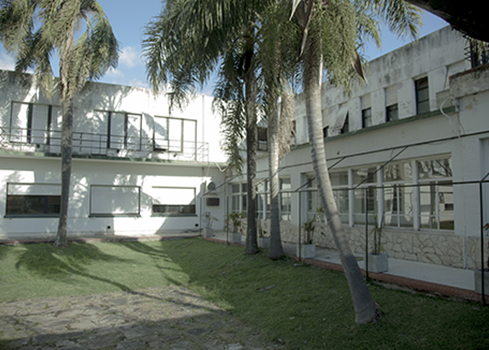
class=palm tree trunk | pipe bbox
[54,98,73,247]
[243,26,259,255]
[303,36,377,324]
[268,103,284,259]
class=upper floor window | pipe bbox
[9,102,62,146]
[385,84,399,122]
[362,108,372,128]
[107,112,142,150]
[415,77,430,115]
[361,94,372,128]
[257,127,268,151]
[154,116,196,153]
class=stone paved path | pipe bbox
[0,286,284,350]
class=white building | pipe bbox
[1,26,488,270]
[0,74,229,238]
[227,26,489,270]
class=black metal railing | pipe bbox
[0,127,209,162]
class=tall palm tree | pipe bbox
[259,1,299,259]
[143,0,264,254]
[290,0,421,323]
[0,0,119,247]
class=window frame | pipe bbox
[5,183,61,218]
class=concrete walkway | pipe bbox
[0,286,284,350]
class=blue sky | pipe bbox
[0,2,449,93]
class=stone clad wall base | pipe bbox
[260,219,488,270]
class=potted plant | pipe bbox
[367,215,388,273]
[258,229,270,249]
[475,223,489,295]
[297,217,316,259]
[203,212,217,237]
[227,212,246,244]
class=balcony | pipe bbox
[0,127,210,163]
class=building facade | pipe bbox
[227,26,489,270]
[1,26,488,270]
[0,73,228,238]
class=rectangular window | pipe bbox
[383,161,413,228]
[361,94,372,128]
[152,187,196,216]
[280,178,291,221]
[415,77,430,115]
[353,167,377,224]
[386,104,399,122]
[6,183,61,216]
[330,171,349,223]
[153,116,196,153]
[9,102,60,146]
[341,114,349,134]
[107,112,142,150]
[256,180,269,219]
[418,157,453,230]
[90,185,140,216]
[229,183,247,213]
[385,84,398,122]
[257,127,268,151]
[362,108,372,128]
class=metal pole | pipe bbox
[365,187,369,281]
[480,181,486,305]
[298,191,302,262]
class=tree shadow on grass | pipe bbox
[15,242,134,291]
[118,241,188,287]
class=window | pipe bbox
[280,178,291,221]
[6,183,61,216]
[90,185,140,216]
[9,102,62,147]
[330,171,349,223]
[418,158,454,230]
[306,175,318,221]
[361,94,372,128]
[257,127,268,151]
[331,104,348,135]
[341,114,349,134]
[256,180,269,219]
[383,162,413,227]
[362,108,372,128]
[154,116,196,153]
[353,167,377,224]
[386,104,399,122]
[152,187,196,216]
[107,112,142,150]
[385,84,399,122]
[415,77,430,115]
[229,183,247,213]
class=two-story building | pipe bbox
[227,26,489,270]
[0,73,228,238]
[1,26,488,271]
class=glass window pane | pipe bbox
[353,167,377,184]
[384,162,412,182]
[418,158,452,179]
[330,171,348,186]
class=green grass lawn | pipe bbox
[1,237,488,349]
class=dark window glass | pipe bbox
[152,204,196,215]
[386,104,399,121]
[416,77,429,115]
[6,195,60,216]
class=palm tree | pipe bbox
[0,0,119,247]
[290,0,421,323]
[259,2,299,259]
[143,0,264,254]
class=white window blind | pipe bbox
[91,185,140,215]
